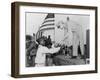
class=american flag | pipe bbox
[36,13,55,40]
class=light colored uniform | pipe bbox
[67,20,84,56]
[35,45,60,67]
[63,22,73,47]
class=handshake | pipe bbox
[52,43,60,48]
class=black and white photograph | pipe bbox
[11,2,97,77]
[25,13,90,67]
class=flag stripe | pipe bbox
[36,13,55,40]
[40,25,55,30]
[40,23,54,28]
[39,27,55,32]
[44,18,54,22]
[42,20,55,24]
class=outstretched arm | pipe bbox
[44,47,60,54]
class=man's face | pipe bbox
[57,21,64,29]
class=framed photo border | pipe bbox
[11,2,98,78]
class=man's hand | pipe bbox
[54,43,59,47]
[52,43,58,48]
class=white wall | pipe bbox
[26,13,47,35]
[0,0,100,80]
